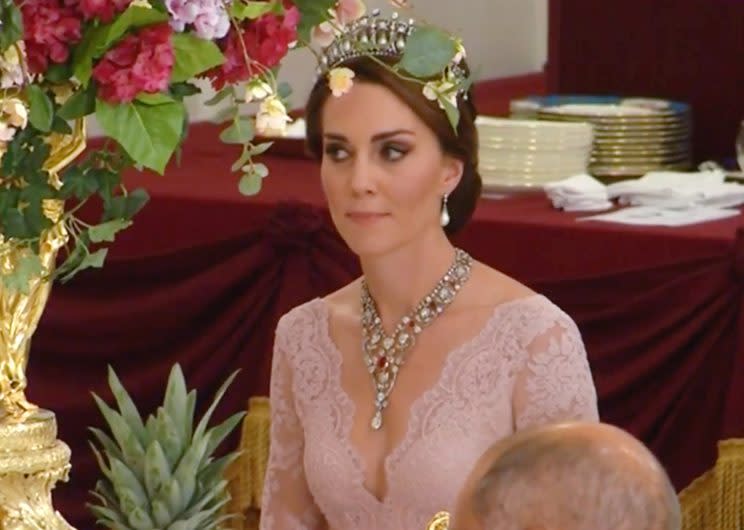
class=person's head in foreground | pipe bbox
[452,422,681,530]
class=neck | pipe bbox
[360,228,457,332]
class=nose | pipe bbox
[349,154,378,196]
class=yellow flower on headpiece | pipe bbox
[0,98,28,143]
[328,67,355,97]
[453,38,466,64]
[0,44,24,89]
[256,96,291,137]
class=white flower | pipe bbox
[256,96,291,137]
[0,44,25,89]
[245,79,273,103]
[0,122,15,143]
[423,79,457,109]
[1,98,28,129]
[327,67,355,97]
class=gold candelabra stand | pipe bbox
[0,81,86,527]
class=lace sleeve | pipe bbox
[512,311,599,430]
[259,318,326,530]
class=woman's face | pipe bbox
[319,81,463,258]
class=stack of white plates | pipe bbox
[537,99,692,178]
[476,116,594,193]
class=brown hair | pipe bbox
[305,57,482,236]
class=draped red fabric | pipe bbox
[27,121,744,524]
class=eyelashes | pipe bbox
[323,143,410,162]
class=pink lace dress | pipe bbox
[259,294,599,530]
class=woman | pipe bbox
[259,18,599,530]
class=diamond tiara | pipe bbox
[317,9,468,93]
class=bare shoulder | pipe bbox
[322,278,363,326]
[461,260,537,309]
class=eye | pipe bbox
[382,143,408,161]
[324,143,350,161]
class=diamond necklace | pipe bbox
[360,248,473,430]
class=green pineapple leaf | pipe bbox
[91,480,119,510]
[144,440,172,499]
[158,478,183,523]
[192,370,240,444]
[89,443,115,484]
[184,476,230,519]
[154,407,185,468]
[204,411,246,457]
[163,364,189,441]
[92,393,146,457]
[88,427,125,462]
[125,504,156,530]
[172,433,211,513]
[196,453,240,495]
[110,458,149,511]
[106,366,148,445]
[88,503,129,530]
[151,498,173,528]
[184,390,197,441]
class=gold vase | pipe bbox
[0,101,86,528]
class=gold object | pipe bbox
[0,77,86,528]
[361,248,472,430]
[426,511,451,530]
[225,397,271,530]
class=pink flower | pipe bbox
[92,23,175,103]
[205,6,299,90]
[310,0,365,48]
[165,0,231,40]
[21,0,82,74]
[78,0,133,22]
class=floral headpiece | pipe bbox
[313,5,471,130]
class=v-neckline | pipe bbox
[313,294,541,505]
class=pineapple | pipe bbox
[88,364,245,530]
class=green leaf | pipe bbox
[292,0,336,43]
[163,364,189,440]
[171,32,225,83]
[2,254,43,295]
[398,26,457,78]
[102,188,150,222]
[252,162,269,178]
[238,172,262,196]
[277,81,292,100]
[61,166,98,200]
[193,370,239,443]
[89,219,133,243]
[25,85,54,132]
[102,6,170,52]
[144,440,172,499]
[45,62,73,83]
[439,95,461,132]
[134,92,175,106]
[58,83,97,120]
[204,411,246,455]
[89,427,125,463]
[68,248,108,278]
[169,82,201,100]
[249,141,274,157]
[229,0,278,20]
[220,116,254,144]
[50,115,73,134]
[96,98,184,174]
[204,86,234,107]
[0,1,22,52]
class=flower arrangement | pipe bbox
[0,0,468,292]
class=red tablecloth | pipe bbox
[30,121,744,527]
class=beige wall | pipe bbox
[89,0,546,134]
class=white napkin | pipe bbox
[579,205,740,226]
[606,170,744,209]
[543,174,613,212]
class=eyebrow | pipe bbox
[323,129,416,142]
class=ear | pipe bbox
[441,155,465,195]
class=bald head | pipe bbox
[453,423,680,530]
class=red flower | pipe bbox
[78,0,132,22]
[205,6,299,90]
[21,0,82,74]
[92,23,174,104]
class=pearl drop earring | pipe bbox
[440,194,450,227]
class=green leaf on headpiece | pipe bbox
[230,0,283,20]
[439,95,460,133]
[398,26,457,78]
